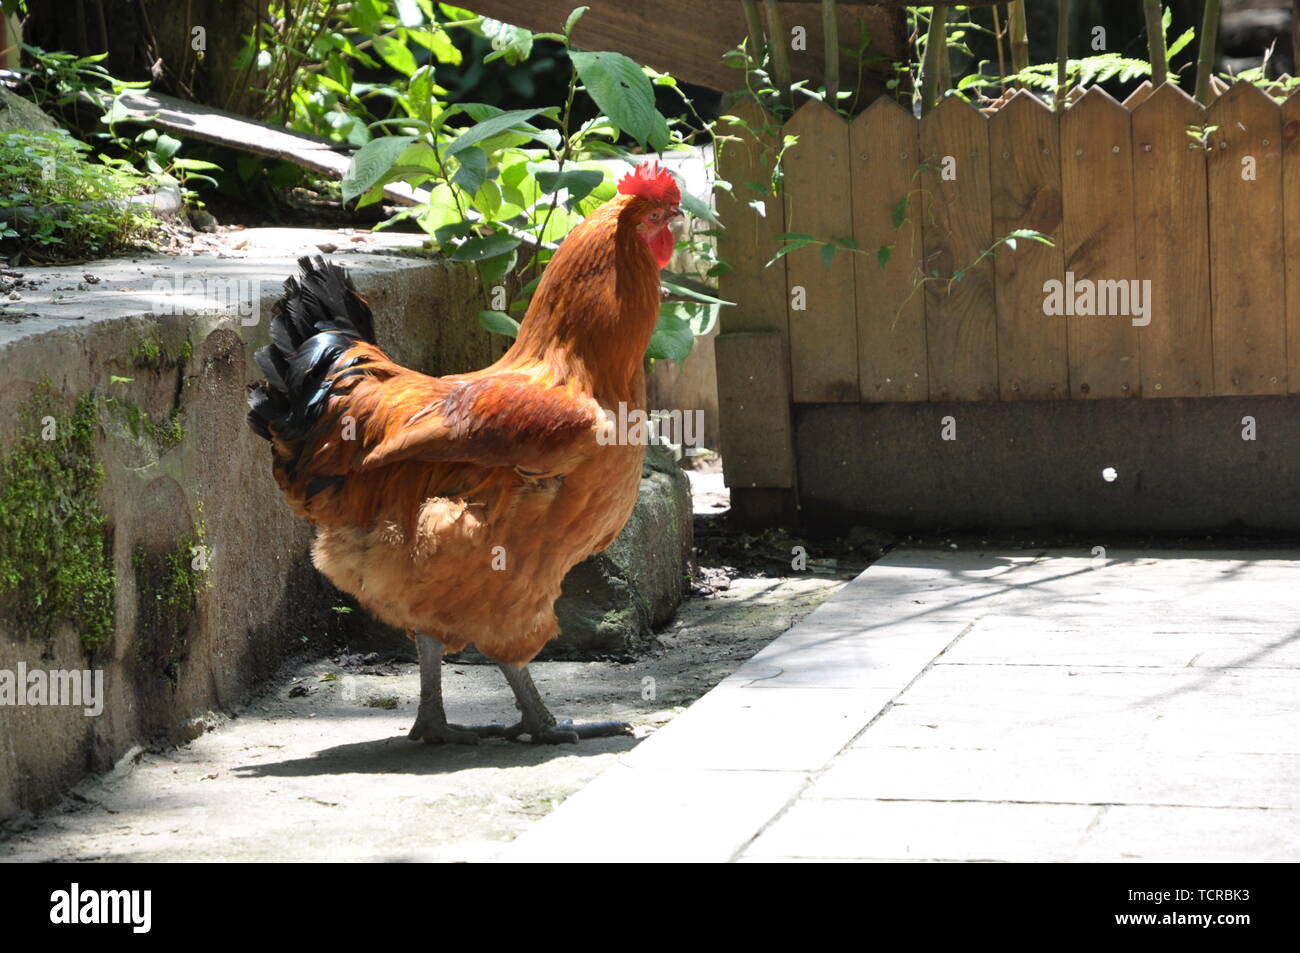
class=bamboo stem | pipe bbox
[1293,0,1300,88]
[762,0,793,109]
[1053,0,1069,112]
[1195,0,1220,104]
[991,4,1007,93]
[919,6,949,115]
[740,0,766,65]
[822,0,839,106]
[1143,0,1167,86]
[1008,0,1029,77]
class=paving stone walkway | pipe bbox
[499,549,1300,862]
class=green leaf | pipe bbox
[476,248,517,285]
[891,196,908,229]
[535,168,604,202]
[1167,27,1195,61]
[341,135,416,203]
[480,18,533,65]
[646,302,695,364]
[660,278,733,306]
[820,243,837,268]
[170,158,221,172]
[154,132,182,161]
[564,6,589,38]
[451,145,488,194]
[373,35,418,76]
[570,51,671,152]
[479,309,521,337]
[450,234,522,262]
[876,244,892,269]
[442,108,547,159]
[407,65,435,124]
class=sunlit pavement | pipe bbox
[499,548,1300,862]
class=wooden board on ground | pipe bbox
[1207,82,1287,394]
[104,89,430,207]
[1131,83,1213,397]
[1059,87,1139,399]
[919,96,997,402]
[850,97,927,401]
[988,90,1067,400]
[782,100,859,402]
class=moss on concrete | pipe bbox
[130,335,164,367]
[0,385,114,652]
[132,513,209,682]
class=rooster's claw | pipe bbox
[502,718,632,745]
[407,720,480,745]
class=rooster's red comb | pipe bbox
[617,161,681,206]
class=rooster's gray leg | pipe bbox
[492,662,632,745]
[407,633,480,745]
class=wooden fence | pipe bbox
[715,81,1300,494]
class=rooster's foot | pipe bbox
[408,632,479,744]
[407,718,480,746]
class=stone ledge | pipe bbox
[0,229,690,818]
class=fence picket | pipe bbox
[1207,82,1286,394]
[851,97,928,401]
[920,95,998,401]
[989,90,1067,399]
[782,100,859,402]
[1060,87,1140,398]
[1133,82,1213,397]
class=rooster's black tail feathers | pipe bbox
[246,255,375,443]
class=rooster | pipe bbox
[247,161,681,744]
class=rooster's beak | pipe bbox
[670,207,683,219]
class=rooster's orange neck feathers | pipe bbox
[502,193,664,404]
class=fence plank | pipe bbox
[782,100,859,402]
[1060,87,1140,399]
[1282,92,1300,392]
[717,98,789,337]
[919,96,998,401]
[1123,80,1155,110]
[850,97,927,401]
[1132,82,1213,397]
[716,97,796,488]
[1207,82,1287,394]
[715,331,796,488]
[988,91,1067,399]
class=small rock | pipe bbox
[288,684,310,698]
[316,243,338,254]
[189,208,218,232]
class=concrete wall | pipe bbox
[794,397,1300,538]
[0,231,496,818]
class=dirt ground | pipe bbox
[0,472,870,862]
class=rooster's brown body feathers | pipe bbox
[248,193,663,664]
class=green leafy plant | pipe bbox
[338,4,725,365]
[0,128,154,262]
[20,44,223,209]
